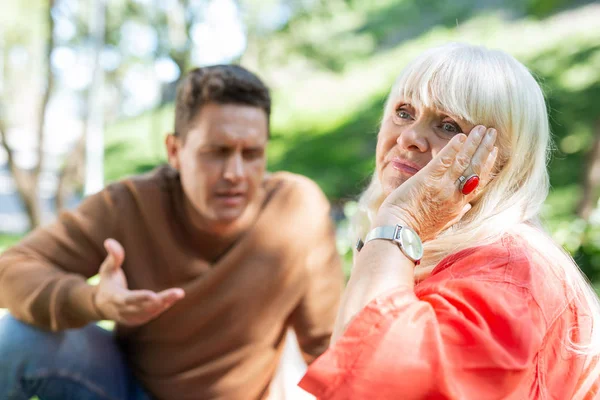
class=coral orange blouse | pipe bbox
[300,236,600,399]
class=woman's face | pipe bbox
[376,98,476,196]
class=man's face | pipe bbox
[167,103,268,230]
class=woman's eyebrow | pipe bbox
[439,111,469,124]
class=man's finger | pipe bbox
[124,300,161,316]
[156,288,186,305]
[100,238,125,274]
[124,290,158,306]
[120,290,185,324]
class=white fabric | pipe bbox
[269,329,316,400]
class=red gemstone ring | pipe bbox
[458,174,480,195]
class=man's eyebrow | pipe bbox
[201,143,232,148]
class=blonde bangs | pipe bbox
[387,44,514,134]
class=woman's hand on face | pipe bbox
[375,125,498,242]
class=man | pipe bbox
[0,65,344,400]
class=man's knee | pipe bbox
[0,315,61,366]
[0,315,137,399]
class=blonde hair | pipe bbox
[352,43,600,354]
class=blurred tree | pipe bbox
[56,0,108,208]
[151,0,192,159]
[0,0,56,228]
[83,0,107,196]
[55,135,85,211]
[577,119,600,220]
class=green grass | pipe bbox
[0,234,23,252]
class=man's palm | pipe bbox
[94,239,185,326]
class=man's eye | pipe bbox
[243,149,263,159]
[215,148,231,156]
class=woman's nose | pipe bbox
[396,122,430,152]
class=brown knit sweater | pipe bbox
[0,166,344,400]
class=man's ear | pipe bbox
[165,133,181,170]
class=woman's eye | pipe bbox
[441,122,461,134]
[397,110,412,119]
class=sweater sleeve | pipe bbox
[299,263,546,400]
[0,185,122,331]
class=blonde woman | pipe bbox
[299,43,600,399]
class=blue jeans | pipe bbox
[0,315,151,400]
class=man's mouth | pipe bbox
[214,191,246,206]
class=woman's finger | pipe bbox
[464,128,497,178]
[421,133,467,178]
[478,146,499,189]
[447,125,487,181]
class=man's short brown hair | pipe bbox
[174,65,271,139]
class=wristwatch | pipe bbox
[356,225,424,264]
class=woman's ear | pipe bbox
[165,134,181,170]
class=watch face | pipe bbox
[399,227,424,261]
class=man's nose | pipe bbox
[223,152,244,182]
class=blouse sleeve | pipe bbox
[299,274,546,400]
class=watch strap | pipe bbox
[356,225,402,252]
[366,225,398,243]
[356,225,422,265]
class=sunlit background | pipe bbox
[1,0,600,289]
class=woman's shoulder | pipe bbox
[425,234,577,326]
[428,235,531,283]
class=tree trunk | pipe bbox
[20,184,42,228]
[1,0,55,229]
[0,118,41,228]
[577,118,600,220]
[150,0,191,158]
[34,0,55,181]
[55,134,85,212]
[83,0,107,196]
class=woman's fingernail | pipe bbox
[459,135,467,143]
[487,128,497,139]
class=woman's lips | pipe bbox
[391,158,421,175]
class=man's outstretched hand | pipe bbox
[93,238,185,326]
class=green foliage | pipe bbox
[103,4,600,279]
[524,0,572,18]
[104,104,173,182]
